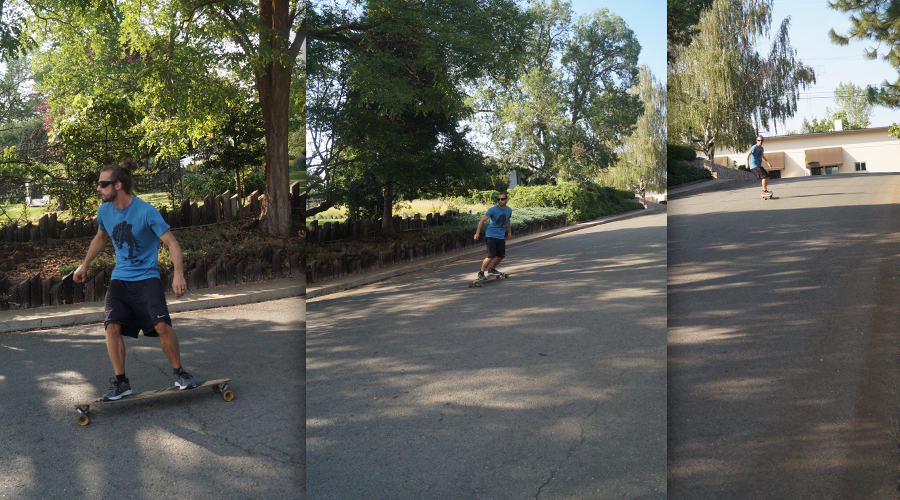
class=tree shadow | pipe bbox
[0,299,304,499]
[308,216,667,499]
[668,182,900,499]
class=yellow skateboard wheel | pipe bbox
[77,414,90,426]
[223,390,234,401]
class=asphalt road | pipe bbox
[307,212,666,499]
[669,173,900,499]
[0,297,305,500]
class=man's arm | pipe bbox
[762,154,772,168]
[474,215,489,240]
[74,230,108,283]
[506,217,512,239]
[746,151,752,167]
[159,230,187,298]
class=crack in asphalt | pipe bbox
[534,400,602,499]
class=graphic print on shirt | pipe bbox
[112,220,144,265]
[494,213,507,228]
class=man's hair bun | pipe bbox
[122,158,138,173]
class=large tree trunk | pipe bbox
[382,181,393,233]
[256,0,293,236]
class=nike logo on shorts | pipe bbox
[157,315,167,319]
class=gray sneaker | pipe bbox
[487,268,502,277]
[174,370,197,390]
[102,377,132,401]
[477,271,487,281]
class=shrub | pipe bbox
[667,160,713,187]
[667,144,697,162]
[421,207,568,242]
[506,182,642,222]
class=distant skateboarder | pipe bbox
[747,134,774,198]
[74,159,197,401]
[474,192,512,281]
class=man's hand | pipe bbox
[172,273,187,298]
[73,265,87,283]
[474,233,480,241]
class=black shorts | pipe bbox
[486,237,506,259]
[104,278,172,338]
[751,166,770,180]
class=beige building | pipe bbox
[713,126,900,178]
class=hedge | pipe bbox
[421,207,569,242]
[667,160,712,187]
[506,182,641,222]
[667,144,697,162]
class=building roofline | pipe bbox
[766,126,892,140]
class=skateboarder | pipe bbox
[473,192,512,281]
[747,135,774,197]
[74,159,197,401]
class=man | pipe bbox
[747,135,774,197]
[74,159,197,401]
[473,192,512,280]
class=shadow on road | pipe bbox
[668,193,900,499]
[308,218,667,499]
[0,299,304,499]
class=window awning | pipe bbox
[805,147,843,167]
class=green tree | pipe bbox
[667,0,714,60]
[474,0,642,185]
[307,0,529,232]
[830,81,873,128]
[668,0,815,162]
[597,66,665,199]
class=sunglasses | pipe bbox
[757,139,763,143]
[98,180,115,188]
[498,197,507,201]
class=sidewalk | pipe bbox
[307,204,666,300]
[0,276,305,333]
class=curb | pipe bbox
[0,276,305,334]
[306,206,664,300]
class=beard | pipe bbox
[100,190,117,203]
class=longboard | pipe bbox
[74,378,232,426]
[469,273,510,288]
[763,192,776,200]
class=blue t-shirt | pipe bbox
[484,205,512,239]
[97,197,170,281]
[749,144,764,169]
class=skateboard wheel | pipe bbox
[222,390,234,402]
[468,283,474,288]
[213,385,222,393]
[77,414,90,426]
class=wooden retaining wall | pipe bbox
[306,215,567,284]
[0,247,302,311]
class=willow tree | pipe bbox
[668,0,815,161]
[598,66,665,199]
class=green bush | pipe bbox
[667,160,713,187]
[458,189,501,205]
[421,207,568,242]
[667,144,697,162]
[507,182,642,222]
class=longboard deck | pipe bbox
[469,274,510,288]
[74,378,232,426]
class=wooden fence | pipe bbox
[306,215,567,283]
[0,247,302,311]
[307,211,451,243]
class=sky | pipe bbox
[756,0,900,135]
[570,0,666,83]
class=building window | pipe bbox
[811,167,823,175]
[826,166,839,175]
[855,162,866,171]
[768,170,781,179]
